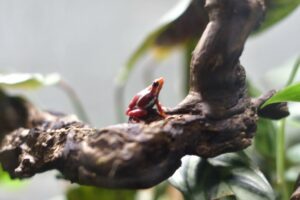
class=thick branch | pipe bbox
[0,93,269,188]
[172,0,265,117]
[0,0,287,189]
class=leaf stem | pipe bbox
[58,80,90,123]
[114,85,126,122]
[276,56,300,199]
[285,57,300,87]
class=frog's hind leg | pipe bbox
[127,108,148,123]
[127,108,148,118]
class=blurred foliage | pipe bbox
[116,0,300,87]
[287,144,300,164]
[255,0,300,34]
[66,183,183,200]
[115,0,300,121]
[0,73,61,90]
[115,0,205,121]
[169,153,275,200]
[115,0,205,86]
[0,72,89,122]
[255,119,277,159]
[67,186,136,200]
[0,165,23,188]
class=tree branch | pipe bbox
[0,0,288,189]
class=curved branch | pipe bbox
[0,96,258,188]
[0,0,288,189]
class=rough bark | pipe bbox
[0,0,288,189]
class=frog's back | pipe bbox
[137,92,157,109]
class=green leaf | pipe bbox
[253,0,300,35]
[66,186,136,200]
[262,82,300,108]
[0,73,61,90]
[169,153,274,200]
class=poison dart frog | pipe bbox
[126,77,167,121]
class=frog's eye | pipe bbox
[152,81,159,87]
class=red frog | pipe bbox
[126,77,167,121]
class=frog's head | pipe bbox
[150,77,164,96]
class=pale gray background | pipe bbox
[0,0,299,199]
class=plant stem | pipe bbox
[276,56,300,199]
[277,119,288,200]
[285,57,300,87]
[114,85,126,122]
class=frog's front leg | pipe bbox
[155,99,167,118]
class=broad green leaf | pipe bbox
[169,153,274,200]
[254,0,300,35]
[0,73,61,90]
[66,186,136,200]
[262,82,300,108]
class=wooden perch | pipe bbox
[0,0,288,189]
